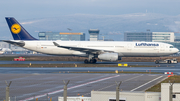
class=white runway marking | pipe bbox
[130,76,163,91]
[83,74,143,96]
[21,75,120,101]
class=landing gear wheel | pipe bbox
[93,59,97,63]
[168,60,171,64]
[155,60,159,64]
[90,59,97,64]
[84,59,89,64]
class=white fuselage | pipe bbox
[19,40,179,57]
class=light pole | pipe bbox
[63,80,70,101]
[115,81,122,101]
[67,28,72,41]
[169,80,175,101]
[5,81,12,101]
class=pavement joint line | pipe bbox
[123,74,143,82]
[97,74,143,90]
[21,75,120,101]
[97,84,116,91]
[130,75,163,92]
[83,74,144,96]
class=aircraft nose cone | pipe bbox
[175,48,179,53]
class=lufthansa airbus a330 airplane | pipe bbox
[3,17,179,63]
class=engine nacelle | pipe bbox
[98,53,119,61]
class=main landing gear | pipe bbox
[84,58,97,64]
[84,54,97,64]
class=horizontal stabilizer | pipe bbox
[3,40,25,47]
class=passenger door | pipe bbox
[160,44,165,51]
[127,43,132,51]
[36,42,41,50]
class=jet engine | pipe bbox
[98,53,120,61]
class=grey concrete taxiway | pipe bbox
[0,74,167,101]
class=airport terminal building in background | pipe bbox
[1,30,180,54]
[38,32,85,41]
[1,32,86,54]
[88,29,99,41]
[124,32,180,52]
[124,32,174,42]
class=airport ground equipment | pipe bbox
[164,72,174,74]
[118,63,128,66]
[155,58,178,64]
[14,57,25,61]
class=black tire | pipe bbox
[84,59,89,64]
[168,60,171,64]
[90,59,97,64]
[90,59,93,63]
[155,60,159,64]
[93,59,97,63]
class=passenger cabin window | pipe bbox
[170,46,174,48]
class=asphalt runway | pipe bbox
[0,74,167,101]
[0,60,179,69]
[0,60,178,66]
[0,61,179,74]
[0,61,177,100]
[0,66,179,74]
[0,61,163,65]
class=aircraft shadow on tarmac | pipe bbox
[92,62,119,64]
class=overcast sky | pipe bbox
[1,0,180,18]
[0,0,180,40]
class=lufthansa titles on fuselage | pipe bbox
[136,43,159,46]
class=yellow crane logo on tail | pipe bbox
[11,24,21,34]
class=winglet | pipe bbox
[53,42,60,47]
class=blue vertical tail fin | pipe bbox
[5,17,37,40]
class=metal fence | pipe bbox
[0,80,122,101]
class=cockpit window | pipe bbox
[170,46,174,48]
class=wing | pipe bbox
[3,40,25,47]
[53,42,113,54]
